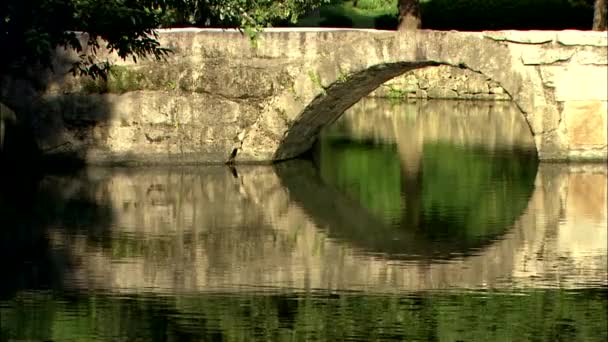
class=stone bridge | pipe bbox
[3,28,607,163]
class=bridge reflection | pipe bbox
[0,100,605,295]
[312,99,538,258]
[29,161,604,293]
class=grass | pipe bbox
[294,0,398,28]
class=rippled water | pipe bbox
[1,99,606,341]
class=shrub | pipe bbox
[420,0,594,31]
[374,14,399,29]
[320,12,355,27]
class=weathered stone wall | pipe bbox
[369,65,510,100]
[1,28,606,164]
[1,31,297,164]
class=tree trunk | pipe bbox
[397,0,421,30]
[593,0,607,30]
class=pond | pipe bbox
[1,98,606,341]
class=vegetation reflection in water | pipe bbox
[2,289,607,341]
[316,99,538,258]
[1,99,606,341]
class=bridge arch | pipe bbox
[277,59,531,160]
[235,30,605,163]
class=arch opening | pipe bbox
[305,97,538,259]
[273,61,538,162]
[273,62,540,259]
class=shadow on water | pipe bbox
[0,41,136,299]
[0,169,115,299]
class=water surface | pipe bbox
[1,99,606,341]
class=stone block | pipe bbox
[404,74,419,86]
[483,30,555,44]
[557,30,608,47]
[489,86,505,94]
[402,84,420,93]
[554,65,608,101]
[529,105,560,134]
[442,78,461,91]
[538,66,565,88]
[427,87,458,99]
[415,89,428,99]
[418,65,452,86]
[460,76,490,94]
[563,101,608,148]
[418,78,430,89]
[573,48,608,65]
[494,93,512,101]
[448,67,468,80]
[535,129,569,160]
[521,46,574,65]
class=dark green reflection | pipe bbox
[315,98,539,257]
[317,140,403,224]
[2,290,606,342]
[421,143,537,240]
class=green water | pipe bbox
[2,290,606,341]
[316,141,537,258]
[1,99,606,341]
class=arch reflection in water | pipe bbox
[314,98,539,259]
[3,161,605,295]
